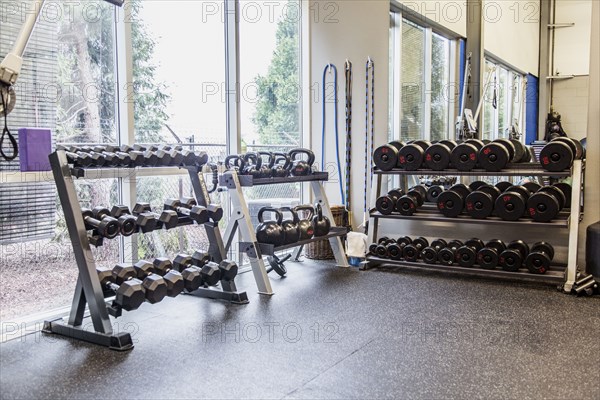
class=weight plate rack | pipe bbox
[42,150,248,351]
[362,160,585,292]
[219,170,349,295]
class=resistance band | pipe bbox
[321,63,344,205]
[0,89,18,161]
[344,60,353,213]
[363,58,375,224]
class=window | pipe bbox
[481,58,526,142]
[389,14,455,142]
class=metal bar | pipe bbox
[465,0,483,133]
[49,151,112,334]
[373,166,571,177]
[538,0,552,140]
[366,174,383,246]
[43,320,133,351]
[564,160,583,292]
[311,181,349,268]
[225,0,241,155]
[68,278,87,326]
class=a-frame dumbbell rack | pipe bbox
[43,150,247,351]
[219,170,349,295]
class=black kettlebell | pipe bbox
[293,205,315,240]
[312,203,331,237]
[280,207,300,244]
[224,155,245,171]
[243,152,263,178]
[272,152,291,178]
[258,151,275,178]
[256,207,285,246]
[289,148,315,176]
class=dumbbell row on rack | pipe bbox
[255,204,331,246]
[97,253,239,312]
[58,144,209,169]
[224,148,318,178]
[369,236,555,274]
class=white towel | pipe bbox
[346,231,368,258]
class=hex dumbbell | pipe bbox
[525,242,554,274]
[94,206,136,237]
[164,198,209,224]
[133,203,179,230]
[173,254,222,288]
[81,208,120,239]
[126,262,168,304]
[96,266,145,311]
[180,197,224,223]
[111,205,157,233]
[152,258,185,297]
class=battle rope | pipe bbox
[321,63,344,205]
[344,60,353,214]
[364,58,375,224]
[0,89,18,161]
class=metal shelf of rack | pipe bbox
[219,171,329,188]
[256,227,349,256]
[374,163,572,177]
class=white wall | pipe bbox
[307,0,390,227]
[554,0,593,76]
[483,0,540,74]
[397,0,466,37]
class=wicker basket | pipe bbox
[305,205,349,260]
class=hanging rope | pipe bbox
[0,88,18,161]
[364,57,375,224]
[321,63,344,204]
[344,60,353,212]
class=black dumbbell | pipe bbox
[478,139,516,171]
[81,208,120,239]
[494,185,530,221]
[424,141,455,170]
[421,238,448,264]
[539,137,583,172]
[373,141,405,171]
[465,184,501,219]
[450,139,483,171]
[526,186,566,222]
[191,250,211,267]
[174,254,223,287]
[96,266,145,311]
[386,236,412,260]
[426,185,444,203]
[375,188,404,215]
[437,239,463,265]
[395,185,427,216]
[92,206,136,237]
[495,181,512,193]
[132,203,179,230]
[553,182,572,208]
[437,183,471,218]
[164,198,209,224]
[111,205,157,233]
[455,238,485,268]
[180,196,223,223]
[398,140,430,170]
[508,139,530,163]
[499,240,529,272]
[402,237,429,261]
[172,254,207,291]
[215,260,238,282]
[64,151,94,167]
[374,237,395,258]
[152,258,185,297]
[127,261,168,304]
[132,145,159,167]
[520,180,542,194]
[476,239,506,270]
[525,242,554,274]
[117,146,146,167]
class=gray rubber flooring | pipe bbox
[1,260,599,399]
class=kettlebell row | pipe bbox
[224,148,318,179]
[256,204,331,247]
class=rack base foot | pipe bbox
[42,320,134,351]
[188,288,249,304]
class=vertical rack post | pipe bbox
[311,181,349,268]
[563,159,583,292]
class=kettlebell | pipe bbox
[289,148,315,176]
[243,152,263,178]
[272,152,291,178]
[224,155,245,171]
[312,203,331,237]
[280,207,300,244]
[294,205,315,240]
[256,207,285,246]
[258,152,275,178]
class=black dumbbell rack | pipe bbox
[219,170,349,295]
[42,150,248,351]
[362,160,585,292]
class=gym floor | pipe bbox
[1,261,599,399]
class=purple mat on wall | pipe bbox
[18,128,52,172]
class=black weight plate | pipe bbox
[552,137,582,160]
[507,240,530,257]
[525,252,550,274]
[482,139,492,145]
[522,146,532,162]
[479,185,501,200]
[439,140,457,150]
[438,248,455,265]
[479,142,510,171]
[521,181,542,194]
[495,181,513,193]
[373,145,398,171]
[465,191,494,219]
[485,239,506,254]
[409,185,428,202]
[495,139,516,162]
[469,180,488,191]
[448,240,464,250]
[398,144,425,170]
[477,248,499,270]
[412,237,429,251]
[402,244,420,261]
[456,246,477,267]
[389,141,405,151]
[431,239,447,250]
[539,186,566,210]
[407,190,424,207]
[531,241,554,259]
[388,188,405,201]
[465,238,485,252]
[437,190,464,218]
[375,245,388,258]
[465,139,485,150]
[495,191,526,221]
[413,140,431,152]
[396,236,412,247]
[553,182,572,208]
[378,236,391,244]
[387,243,403,260]
[368,243,378,255]
[539,141,573,172]
[421,247,438,264]
[267,256,287,277]
[450,183,471,200]
[426,185,444,203]
[424,143,452,170]
[506,185,530,200]
[527,192,560,222]
[396,195,419,215]
[375,196,395,215]
[450,143,478,171]
[509,139,526,163]
[499,249,523,272]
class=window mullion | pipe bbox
[423,27,432,141]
